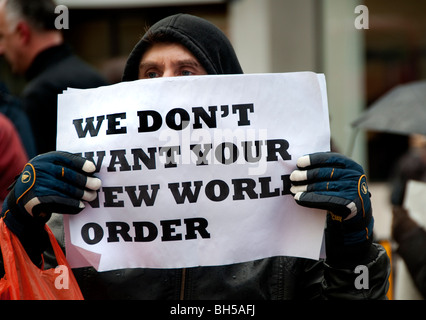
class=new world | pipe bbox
[87,174,292,208]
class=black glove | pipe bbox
[1,151,101,265]
[290,152,375,267]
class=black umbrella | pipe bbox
[352,80,426,136]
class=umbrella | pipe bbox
[352,80,426,136]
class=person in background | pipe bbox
[391,134,426,298]
[0,113,27,203]
[0,0,107,154]
[0,81,36,158]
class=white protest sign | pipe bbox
[57,72,330,271]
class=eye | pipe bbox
[147,71,160,78]
[181,70,193,76]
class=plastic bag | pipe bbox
[0,219,83,300]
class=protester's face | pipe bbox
[138,42,207,79]
[0,3,24,73]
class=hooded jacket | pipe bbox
[67,14,390,299]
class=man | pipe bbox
[0,14,390,299]
[0,0,107,154]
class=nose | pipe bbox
[162,69,174,78]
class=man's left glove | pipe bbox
[290,152,375,267]
[1,151,101,265]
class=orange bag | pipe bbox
[0,219,83,300]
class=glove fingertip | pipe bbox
[296,155,311,168]
[82,160,96,173]
[83,190,98,202]
[290,185,307,195]
[293,191,304,201]
[86,177,102,191]
[290,170,307,182]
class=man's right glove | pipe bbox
[0,151,101,265]
[289,152,376,267]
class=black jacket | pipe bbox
[22,44,107,154]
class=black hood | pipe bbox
[122,14,243,81]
